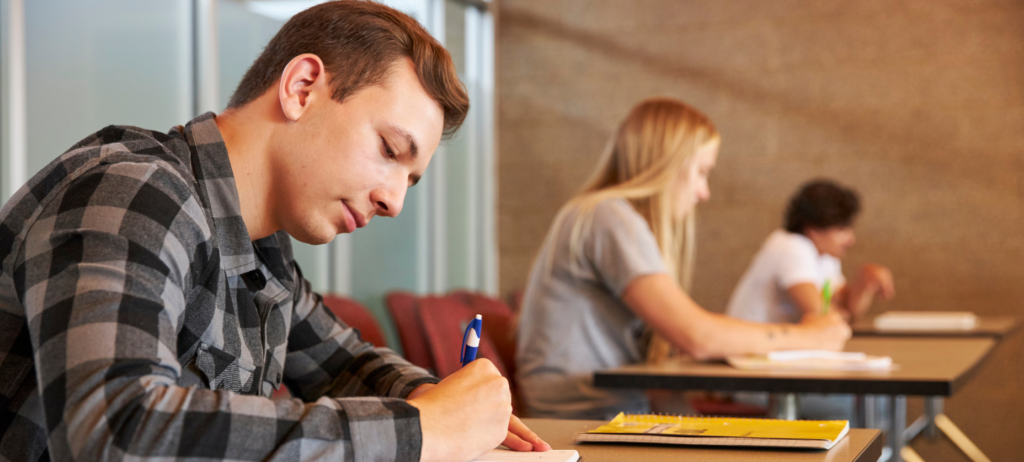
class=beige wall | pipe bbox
[497,1,1024,459]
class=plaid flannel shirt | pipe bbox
[0,112,439,462]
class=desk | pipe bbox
[593,337,998,462]
[594,337,995,395]
[850,316,1015,462]
[522,418,883,462]
[852,315,1018,339]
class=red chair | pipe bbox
[385,291,435,373]
[439,291,523,413]
[321,294,387,347]
[506,288,524,313]
[418,295,509,380]
[385,291,523,412]
[690,392,768,417]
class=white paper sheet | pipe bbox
[471,449,580,462]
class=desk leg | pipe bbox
[865,395,879,429]
[900,446,925,462]
[888,395,907,462]
[924,397,941,440]
[854,395,866,428]
[935,414,992,462]
[770,393,799,420]
[778,393,798,420]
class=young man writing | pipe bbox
[0,2,546,461]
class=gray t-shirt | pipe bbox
[515,198,668,419]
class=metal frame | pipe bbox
[449,0,491,10]
[452,0,498,294]
[419,0,498,295]
[1,0,27,201]
[193,0,219,115]
[478,5,497,294]
[426,0,448,293]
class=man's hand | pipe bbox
[406,383,434,400]
[408,380,551,455]
[502,415,551,452]
[407,359,512,462]
[798,312,851,351]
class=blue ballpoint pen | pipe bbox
[461,314,483,367]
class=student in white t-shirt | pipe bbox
[727,180,894,325]
[726,180,894,420]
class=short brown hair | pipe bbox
[227,0,469,138]
[784,179,861,234]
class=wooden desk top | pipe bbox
[522,418,883,462]
[594,337,997,396]
[852,315,1018,338]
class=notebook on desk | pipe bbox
[574,413,849,450]
[727,350,894,371]
[873,311,978,330]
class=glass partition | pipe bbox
[23,0,192,176]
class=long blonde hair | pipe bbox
[552,97,719,362]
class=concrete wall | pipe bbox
[497,1,1024,459]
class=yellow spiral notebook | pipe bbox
[574,413,849,450]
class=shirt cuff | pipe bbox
[396,376,441,399]
[346,398,424,462]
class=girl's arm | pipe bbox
[622,274,851,360]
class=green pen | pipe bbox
[821,280,833,315]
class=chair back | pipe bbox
[507,288,524,313]
[418,295,509,379]
[321,294,387,347]
[449,291,518,380]
[385,291,435,372]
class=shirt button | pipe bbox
[276,373,282,382]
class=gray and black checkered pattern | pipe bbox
[0,112,438,462]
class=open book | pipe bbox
[574,413,850,450]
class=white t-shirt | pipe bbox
[726,230,846,324]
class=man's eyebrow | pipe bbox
[390,124,419,159]
[410,174,422,187]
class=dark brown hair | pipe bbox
[784,179,861,234]
[227,0,469,138]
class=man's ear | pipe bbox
[278,53,327,122]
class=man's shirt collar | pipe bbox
[181,111,258,276]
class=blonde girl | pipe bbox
[515,98,850,419]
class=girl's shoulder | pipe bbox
[589,197,645,226]
[553,196,652,248]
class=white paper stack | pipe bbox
[873,311,978,331]
[472,449,579,462]
[728,350,894,371]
